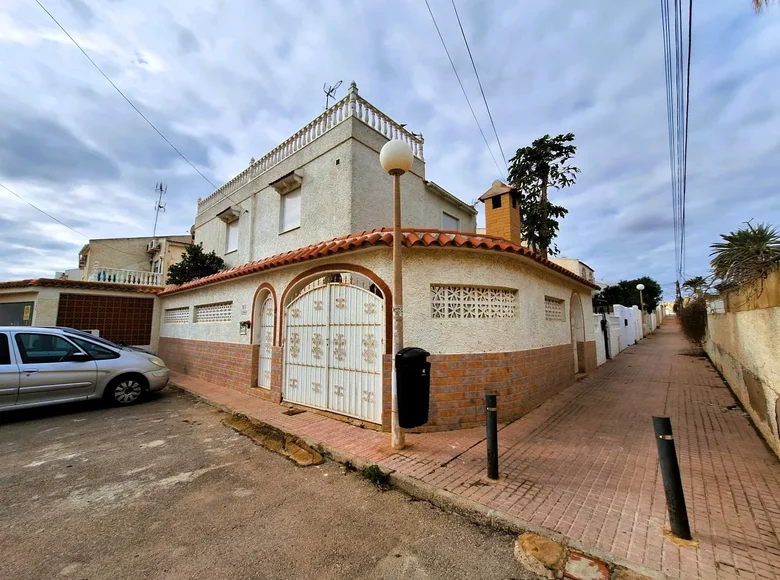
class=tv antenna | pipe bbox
[323,80,342,110]
[152,182,167,237]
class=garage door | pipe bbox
[284,278,384,424]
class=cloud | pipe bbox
[0,0,778,298]
[0,114,119,183]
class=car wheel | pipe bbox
[106,375,147,406]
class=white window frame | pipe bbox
[280,189,302,234]
[442,212,460,231]
[226,219,239,254]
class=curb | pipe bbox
[171,383,669,580]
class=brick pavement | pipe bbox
[171,319,780,580]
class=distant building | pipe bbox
[78,235,192,286]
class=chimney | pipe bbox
[479,180,521,244]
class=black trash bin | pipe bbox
[395,347,431,429]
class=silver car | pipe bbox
[0,326,169,411]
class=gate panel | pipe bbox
[326,284,383,423]
[257,297,274,388]
[284,286,329,410]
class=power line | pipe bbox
[660,0,691,282]
[423,0,504,178]
[0,181,144,258]
[33,0,233,202]
[449,0,508,171]
[681,0,693,281]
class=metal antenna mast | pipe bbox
[323,80,342,109]
[152,182,167,237]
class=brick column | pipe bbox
[270,346,283,404]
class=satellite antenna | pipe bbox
[323,80,342,110]
[152,182,167,237]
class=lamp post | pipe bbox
[380,139,414,450]
[636,283,646,311]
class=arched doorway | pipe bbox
[252,285,276,389]
[570,293,586,374]
[282,271,385,424]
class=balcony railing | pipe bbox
[88,267,162,286]
[196,81,424,214]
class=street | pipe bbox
[0,390,529,580]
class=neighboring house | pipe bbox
[79,235,192,286]
[0,278,161,349]
[156,83,601,433]
[54,268,81,280]
[549,257,596,284]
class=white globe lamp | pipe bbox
[380,139,414,175]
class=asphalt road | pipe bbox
[0,390,531,580]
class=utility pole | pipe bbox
[153,183,167,238]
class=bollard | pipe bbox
[486,393,498,480]
[652,416,692,540]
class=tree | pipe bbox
[166,243,226,285]
[710,222,780,290]
[754,0,774,11]
[682,276,707,297]
[596,277,663,313]
[507,133,579,258]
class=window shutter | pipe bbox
[281,189,301,232]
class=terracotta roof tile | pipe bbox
[0,278,162,294]
[159,228,600,295]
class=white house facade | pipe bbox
[157,84,599,433]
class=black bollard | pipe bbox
[652,416,692,540]
[486,394,498,480]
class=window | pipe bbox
[491,196,502,209]
[194,302,233,323]
[164,307,190,324]
[544,297,565,321]
[71,338,119,360]
[0,334,10,365]
[442,212,460,231]
[226,219,239,253]
[431,286,517,319]
[280,189,301,233]
[14,333,80,364]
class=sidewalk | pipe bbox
[171,320,780,580]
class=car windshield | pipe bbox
[56,327,126,350]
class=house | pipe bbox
[156,82,600,433]
[79,234,192,286]
[0,278,161,349]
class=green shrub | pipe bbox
[361,464,390,490]
[679,296,707,346]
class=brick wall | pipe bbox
[57,293,154,345]
[162,337,578,434]
[159,337,257,393]
[412,343,575,433]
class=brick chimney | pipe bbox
[479,180,521,244]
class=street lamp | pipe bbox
[636,283,645,311]
[380,139,414,450]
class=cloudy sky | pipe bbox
[1,0,779,297]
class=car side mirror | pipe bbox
[69,352,92,363]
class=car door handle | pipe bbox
[24,369,39,374]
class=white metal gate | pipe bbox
[284,281,384,423]
[257,296,274,388]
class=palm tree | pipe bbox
[710,222,780,289]
[754,0,775,11]
[682,276,707,296]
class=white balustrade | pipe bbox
[197,84,425,214]
[88,267,162,286]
